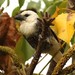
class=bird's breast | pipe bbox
[19,21,38,38]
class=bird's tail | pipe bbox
[48,36,62,63]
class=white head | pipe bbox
[15,10,39,37]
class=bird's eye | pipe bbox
[24,14,30,17]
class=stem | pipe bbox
[26,14,49,75]
[60,63,75,75]
[0,46,17,61]
[39,59,50,74]
[67,0,75,75]
[52,44,75,75]
[47,60,56,75]
[38,54,47,63]
[26,39,43,75]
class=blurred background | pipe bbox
[0,0,72,75]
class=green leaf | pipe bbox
[27,1,41,11]
[15,36,34,63]
[64,44,70,51]
[46,1,62,15]
[58,0,68,14]
[18,0,25,8]
[0,0,5,6]
[7,0,10,6]
[46,5,56,15]
[59,0,67,8]
[71,33,75,45]
[43,0,53,8]
[12,6,20,17]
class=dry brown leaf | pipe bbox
[0,13,20,48]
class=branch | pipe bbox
[67,0,75,75]
[0,46,17,62]
[26,36,44,75]
[47,60,57,75]
[26,12,53,75]
[59,63,75,75]
[0,46,19,74]
[52,44,75,75]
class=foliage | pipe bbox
[18,0,25,8]
[7,0,10,7]
[0,0,5,7]
[52,13,75,44]
[27,0,41,11]
[46,0,62,15]
[12,6,20,17]
[15,36,34,63]
[0,0,75,75]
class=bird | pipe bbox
[15,10,62,63]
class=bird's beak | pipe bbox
[14,14,25,21]
[15,21,20,30]
[14,14,24,31]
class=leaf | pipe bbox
[27,1,41,11]
[0,0,5,6]
[59,0,67,13]
[0,13,10,45]
[43,0,52,8]
[0,13,20,48]
[4,18,20,48]
[51,7,60,18]
[46,5,56,15]
[15,36,34,63]
[18,0,25,8]
[52,13,75,44]
[59,0,67,8]
[7,0,10,6]
[12,6,20,17]
[71,33,75,44]
[46,1,62,15]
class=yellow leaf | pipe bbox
[52,13,75,44]
[51,7,60,18]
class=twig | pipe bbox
[26,35,43,75]
[47,60,57,75]
[26,12,51,75]
[52,44,75,75]
[0,46,18,62]
[39,44,64,75]
[59,63,75,75]
[39,59,50,74]
[46,42,65,75]
[39,51,59,75]
[67,0,75,74]
[38,54,48,63]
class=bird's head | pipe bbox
[15,10,40,38]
